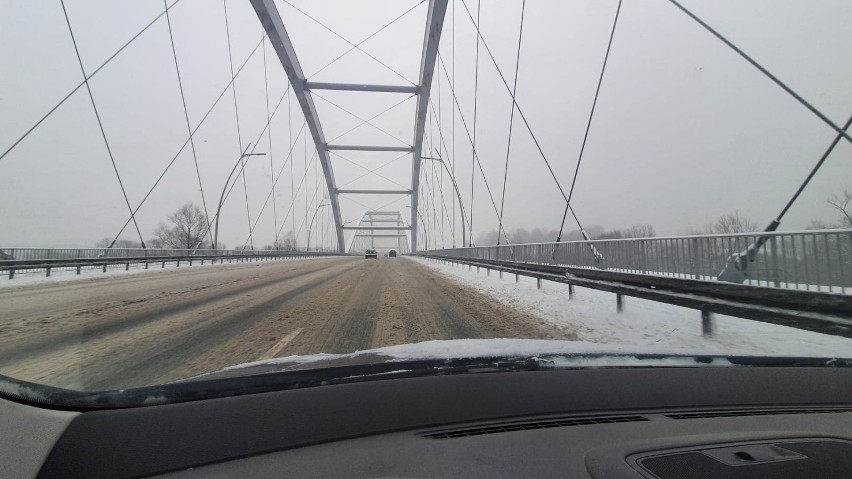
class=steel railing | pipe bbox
[0,248,348,279]
[422,229,852,294]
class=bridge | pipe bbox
[0,1,850,390]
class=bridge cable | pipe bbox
[314,92,415,145]
[772,113,852,228]
[458,0,569,203]
[451,0,457,246]
[329,151,409,189]
[308,0,427,79]
[242,119,308,247]
[437,54,510,245]
[558,0,623,241]
[60,0,147,249]
[338,151,412,188]
[427,92,472,236]
[223,0,254,249]
[209,89,296,249]
[282,0,416,85]
[497,0,526,246]
[164,0,214,247]
[108,35,268,245]
[469,0,481,245]
[0,0,183,164]
[262,31,279,245]
[289,88,296,244]
[667,0,852,146]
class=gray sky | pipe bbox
[1,0,850,248]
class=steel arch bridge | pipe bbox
[251,0,447,253]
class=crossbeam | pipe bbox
[337,189,412,195]
[305,81,419,94]
[342,226,413,231]
[354,234,408,238]
[326,144,413,152]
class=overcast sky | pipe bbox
[1,0,850,248]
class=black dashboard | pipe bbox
[4,366,852,478]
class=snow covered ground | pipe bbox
[409,257,852,358]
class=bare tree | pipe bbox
[705,212,758,234]
[269,231,297,251]
[95,238,143,248]
[153,202,209,249]
[827,189,852,228]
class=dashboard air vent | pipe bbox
[666,407,852,420]
[421,415,649,439]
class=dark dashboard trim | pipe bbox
[38,367,852,478]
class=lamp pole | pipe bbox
[306,203,329,251]
[213,144,265,250]
[422,156,469,247]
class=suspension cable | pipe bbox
[0,0,183,164]
[773,113,852,227]
[314,92,415,145]
[281,0,416,85]
[223,0,254,249]
[469,0,481,243]
[497,0,526,246]
[667,0,852,146]
[458,0,568,203]
[108,35,267,244]
[262,31,279,245]
[60,0,146,248]
[437,54,509,244]
[164,0,213,246]
[308,0,427,79]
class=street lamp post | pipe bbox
[422,156,469,247]
[213,144,266,250]
[405,206,428,251]
[306,203,329,251]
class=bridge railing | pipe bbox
[424,229,852,294]
[0,248,341,261]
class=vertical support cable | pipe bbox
[262,31,279,245]
[60,0,147,248]
[164,0,213,248]
[223,0,254,249]
[469,0,481,246]
[497,0,526,246]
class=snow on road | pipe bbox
[410,257,852,358]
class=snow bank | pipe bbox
[408,257,852,358]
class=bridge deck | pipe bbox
[0,257,568,391]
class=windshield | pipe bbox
[0,0,850,403]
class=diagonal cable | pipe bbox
[0,0,183,164]
[667,0,852,145]
[497,0,526,245]
[282,0,416,85]
[60,0,146,248]
[308,0,427,79]
[223,0,253,249]
[329,150,409,189]
[164,0,213,245]
[338,151,411,188]
[108,34,268,243]
[314,91,415,145]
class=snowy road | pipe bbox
[0,257,569,391]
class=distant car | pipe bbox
[365,249,377,259]
[389,250,397,257]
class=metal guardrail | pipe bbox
[0,249,347,279]
[425,229,852,294]
[413,255,852,339]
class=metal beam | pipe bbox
[305,81,420,94]
[361,219,405,223]
[411,0,449,252]
[365,211,402,215]
[342,226,413,230]
[250,0,346,252]
[326,144,414,152]
[355,234,408,238]
[337,189,412,195]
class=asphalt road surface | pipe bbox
[0,257,572,391]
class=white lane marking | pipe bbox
[258,328,303,360]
